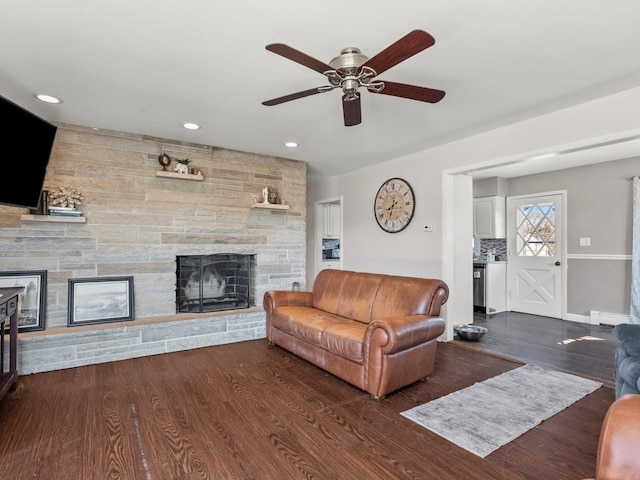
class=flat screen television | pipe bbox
[0,94,58,209]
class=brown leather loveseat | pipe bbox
[584,394,640,480]
[263,269,449,398]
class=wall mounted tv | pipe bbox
[0,94,58,209]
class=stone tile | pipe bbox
[1,123,304,372]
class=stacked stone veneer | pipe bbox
[19,308,266,375]
[0,124,306,374]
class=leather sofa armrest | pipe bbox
[263,290,314,311]
[592,394,640,480]
[365,315,446,354]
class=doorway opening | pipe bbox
[315,197,343,280]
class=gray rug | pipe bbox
[401,364,602,458]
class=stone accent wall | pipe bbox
[18,308,266,374]
[0,123,306,371]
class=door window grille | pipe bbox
[515,202,556,256]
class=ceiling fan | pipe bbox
[261,30,445,127]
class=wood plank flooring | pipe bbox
[0,317,616,479]
[460,311,616,388]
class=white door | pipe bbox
[507,192,565,318]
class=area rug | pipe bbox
[401,364,602,458]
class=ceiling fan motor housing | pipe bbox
[329,48,369,74]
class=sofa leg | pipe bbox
[371,394,385,400]
[268,341,275,345]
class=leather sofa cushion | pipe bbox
[372,276,443,318]
[321,321,367,362]
[312,270,386,323]
[270,305,367,362]
[310,269,449,325]
[271,306,339,346]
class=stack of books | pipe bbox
[48,206,83,217]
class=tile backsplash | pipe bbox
[474,238,507,261]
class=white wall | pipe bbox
[336,158,445,277]
[307,85,640,334]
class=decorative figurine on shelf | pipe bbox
[174,158,190,174]
[262,186,270,204]
[174,163,188,174]
[49,186,84,208]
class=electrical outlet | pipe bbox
[424,224,433,232]
[579,237,591,247]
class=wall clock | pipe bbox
[158,153,171,171]
[374,177,415,233]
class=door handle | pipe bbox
[555,261,561,266]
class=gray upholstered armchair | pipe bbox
[613,323,640,398]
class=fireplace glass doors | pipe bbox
[176,254,256,313]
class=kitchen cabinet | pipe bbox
[486,263,507,313]
[319,259,341,271]
[473,196,506,238]
[322,203,341,238]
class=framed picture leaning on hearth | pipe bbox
[68,276,134,326]
[0,270,47,332]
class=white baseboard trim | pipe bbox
[565,313,592,324]
[565,311,629,326]
[589,310,629,326]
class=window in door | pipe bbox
[515,202,556,257]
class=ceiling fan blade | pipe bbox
[362,30,435,76]
[265,44,333,74]
[342,95,362,127]
[262,88,323,106]
[372,80,445,103]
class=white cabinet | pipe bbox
[322,203,341,238]
[319,260,341,271]
[473,196,506,238]
[486,263,507,313]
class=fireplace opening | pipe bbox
[176,253,256,313]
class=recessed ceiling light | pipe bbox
[35,94,62,104]
[183,122,201,130]
[284,142,298,148]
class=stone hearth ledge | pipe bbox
[15,307,266,375]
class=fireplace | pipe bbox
[176,254,256,313]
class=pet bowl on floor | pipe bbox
[454,324,488,341]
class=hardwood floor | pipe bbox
[458,311,617,388]
[0,324,615,480]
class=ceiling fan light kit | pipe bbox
[262,30,445,127]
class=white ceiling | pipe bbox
[2,1,640,177]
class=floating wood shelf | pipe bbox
[156,171,204,181]
[21,214,87,223]
[250,203,289,210]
